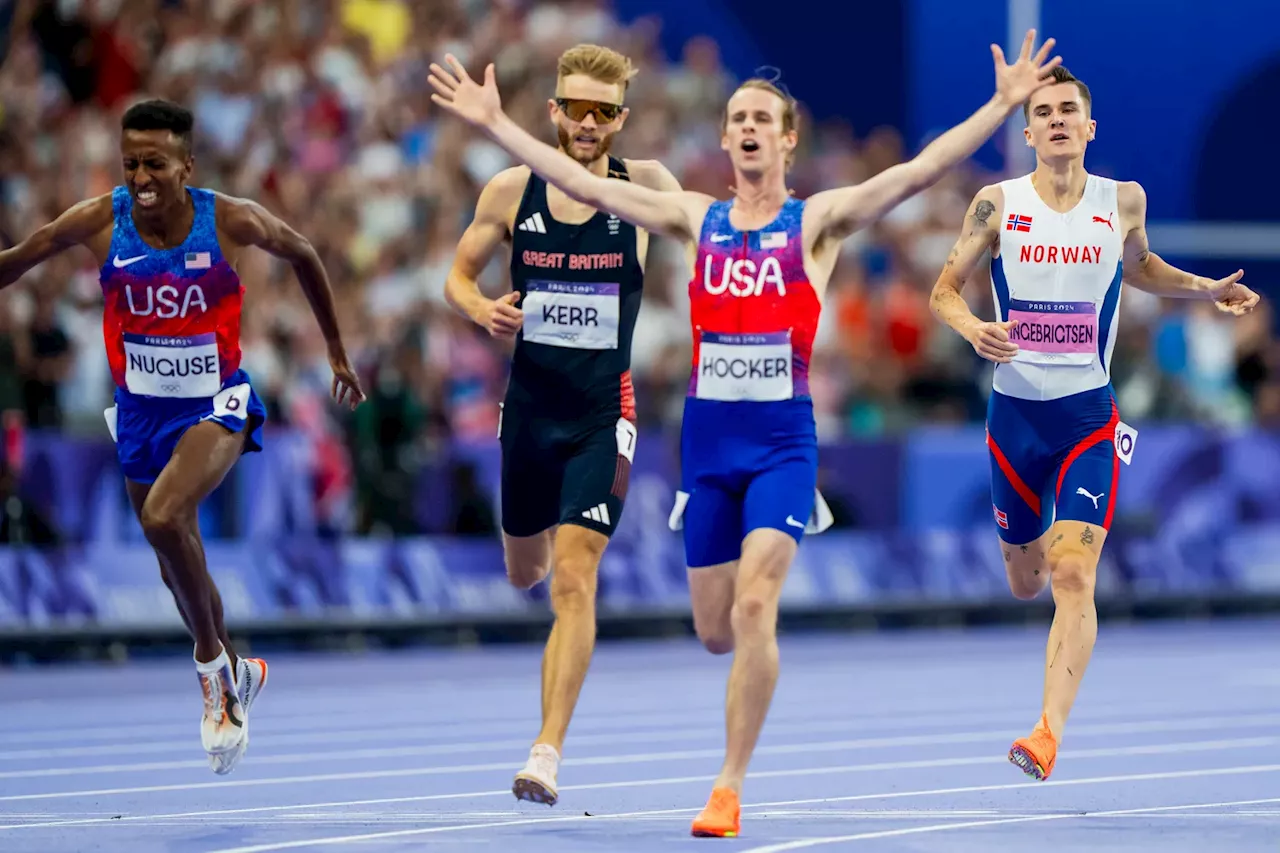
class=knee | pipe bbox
[1049,549,1096,597]
[699,634,734,655]
[730,590,778,639]
[549,555,599,613]
[140,500,185,544]
[505,556,550,590]
[693,616,734,655]
[1008,566,1047,601]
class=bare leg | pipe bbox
[534,523,608,752]
[127,481,236,669]
[687,561,737,655]
[502,528,555,590]
[135,420,248,666]
[1041,520,1104,738]
[715,528,796,792]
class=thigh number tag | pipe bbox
[1114,420,1138,465]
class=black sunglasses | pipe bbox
[555,98,623,123]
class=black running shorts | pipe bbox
[498,404,637,538]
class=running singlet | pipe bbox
[984,173,1135,543]
[990,174,1124,401]
[687,197,819,403]
[506,157,643,426]
[100,186,244,399]
[671,197,831,567]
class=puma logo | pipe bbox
[1092,213,1114,232]
[1076,487,1104,509]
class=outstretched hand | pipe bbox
[328,347,366,410]
[1209,269,1261,316]
[428,55,503,129]
[992,29,1063,109]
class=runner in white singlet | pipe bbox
[930,65,1260,782]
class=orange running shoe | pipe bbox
[691,787,740,837]
[1008,712,1058,781]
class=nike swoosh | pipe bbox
[113,254,147,268]
[224,689,244,728]
[785,515,805,529]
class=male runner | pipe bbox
[928,66,1259,781]
[431,31,1062,835]
[0,100,365,773]
[441,44,682,804]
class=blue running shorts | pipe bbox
[105,369,267,484]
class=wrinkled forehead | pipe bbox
[726,87,785,122]
[1027,82,1086,116]
[555,74,624,106]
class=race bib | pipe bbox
[1114,420,1138,465]
[695,332,793,402]
[521,280,620,350]
[1007,299,1098,366]
[124,332,221,398]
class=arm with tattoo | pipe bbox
[930,187,1020,362]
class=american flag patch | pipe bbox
[760,231,787,249]
[1006,214,1032,233]
[184,251,211,270]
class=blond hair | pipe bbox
[725,79,800,168]
[557,44,638,94]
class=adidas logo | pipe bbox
[517,212,548,234]
[582,503,611,526]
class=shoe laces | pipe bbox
[706,787,737,813]
[529,744,559,778]
[200,669,227,725]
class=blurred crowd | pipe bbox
[1,0,1277,534]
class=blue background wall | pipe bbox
[616,0,1280,222]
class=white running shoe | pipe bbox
[196,648,247,774]
[209,656,269,776]
[513,743,561,805]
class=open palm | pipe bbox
[993,29,1063,108]
[428,55,503,129]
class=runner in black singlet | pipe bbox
[502,155,642,538]
[442,43,682,805]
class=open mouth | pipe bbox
[741,139,760,153]
[135,189,159,207]
[1050,132,1070,143]
[573,135,598,147]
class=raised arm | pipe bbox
[428,57,711,244]
[929,186,1020,363]
[0,195,113,288]
[809,30,1061,244]
[445,167,524,339]
[1120,181,1259,314]
[218,195,365,407]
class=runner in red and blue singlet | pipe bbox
[429,33,1065,836]
[0,99,364,775]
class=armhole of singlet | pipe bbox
[518,168,548,220]
[608,156,630,183]
[110,186,135,244]
[700,200,726,243]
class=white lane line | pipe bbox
[0,704,1067,762]
[6,712,1280,780]
[200,783,1280,852]
[0,736,1275,816]
[738,797,1280,851]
